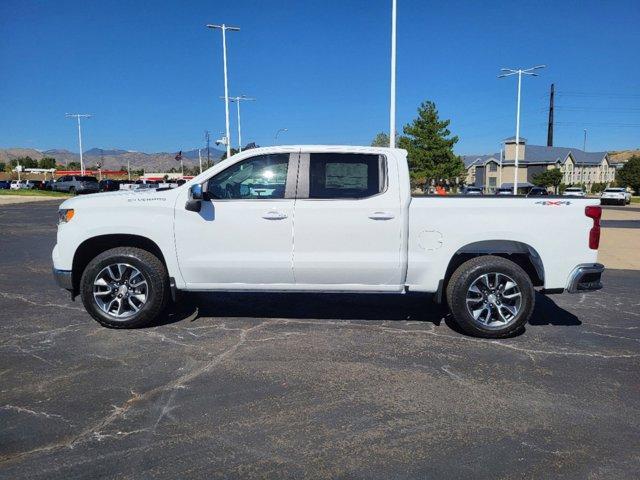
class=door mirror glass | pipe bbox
[190,183,203,200]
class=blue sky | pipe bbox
[1,0,639,155]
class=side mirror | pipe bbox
[185,184,203,212]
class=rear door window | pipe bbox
[307,153,386,199]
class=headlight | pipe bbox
[58,209,75,224]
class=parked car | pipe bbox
[0,180,11,189]
[495,187,513,195]
[53,145,604,339]
[44,180,55,191]
[26,180,44,190]
[52,175,100,194]
[600,188,631,206]
[99,179,121,192]
[563,187,586,197]
[527,187,549,196]
[10,180,23,190]
[462,186,483,195]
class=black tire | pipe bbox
[69,186,76,195]
[80,247,168,328]
[446,255,535,338]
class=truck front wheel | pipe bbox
[80,247,169,328]
[446,256,535,338]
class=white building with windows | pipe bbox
[464,137,614,192]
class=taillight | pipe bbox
[585,205,601,250]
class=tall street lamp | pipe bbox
[498,65,545,195]
[274,128,288,143]
[221,95,255,152]
[206,23,240,160]
[65,113,92,175]
[389,0,397,148]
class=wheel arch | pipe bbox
[438,240,545,301]
[71,234,167,294]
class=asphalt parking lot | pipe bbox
[1,200,639,479]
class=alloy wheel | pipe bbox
[465,272,522,328]
[93,263,148,319]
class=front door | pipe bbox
[292,151,403,290]
[174,151,299,288]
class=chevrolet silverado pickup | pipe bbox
[52,146,604,338]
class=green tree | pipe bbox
[532,168,563,193]
[10,157,38,169]
[397,101,464,186]
[616,155,640,194]
[0,162,5,172]
[38,157,56,169]
[371,132,390,147]
[67,161,81,170]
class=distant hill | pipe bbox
[609,149,640,165]
[0,146,225,172]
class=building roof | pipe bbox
[521,145,607,166]
[464,144,608,169]
[504,136,527,143]
[462,154,499,168]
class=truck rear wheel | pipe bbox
[80,247,168,328]
[446,256,535,338]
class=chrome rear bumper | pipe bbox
[566,263,604,293]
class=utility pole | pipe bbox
[220,95,255,152]
[206,23,240,160]
[389,0,397,148]
[65,113,92,175]
[547,83,554,147]
[198,148,203,174]
[127,159,131,181]
[583,129,587,151]
[204,130,211,167]
[498,65,546,195]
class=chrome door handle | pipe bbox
[262,211,288,220]
[368,211,395,220]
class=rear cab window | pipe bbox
[304,153,386,199]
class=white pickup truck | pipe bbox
[52,146,604,338]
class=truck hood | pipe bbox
[59,188,179,210]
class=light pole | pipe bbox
[206,23,240,160]
[274,128,288,143]
[220,95,255,152]
[498,65,545,195]
[389,0,397,148]
[498,142,503,189]
[583,129,587,151]
[65,113,92,175]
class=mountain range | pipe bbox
[0,147,225,172]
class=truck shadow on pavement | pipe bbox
[155,291,581,335]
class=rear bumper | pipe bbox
[566,263,605,293]
[53,268,73,291]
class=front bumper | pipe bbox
[566,263,605,293]
[53,268,73,291]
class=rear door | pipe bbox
[292,151,403,289]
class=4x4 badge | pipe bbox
[535,200,572,206]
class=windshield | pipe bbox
[566,188,582,191]
[604,188,623,192]
[78,176,98,182]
